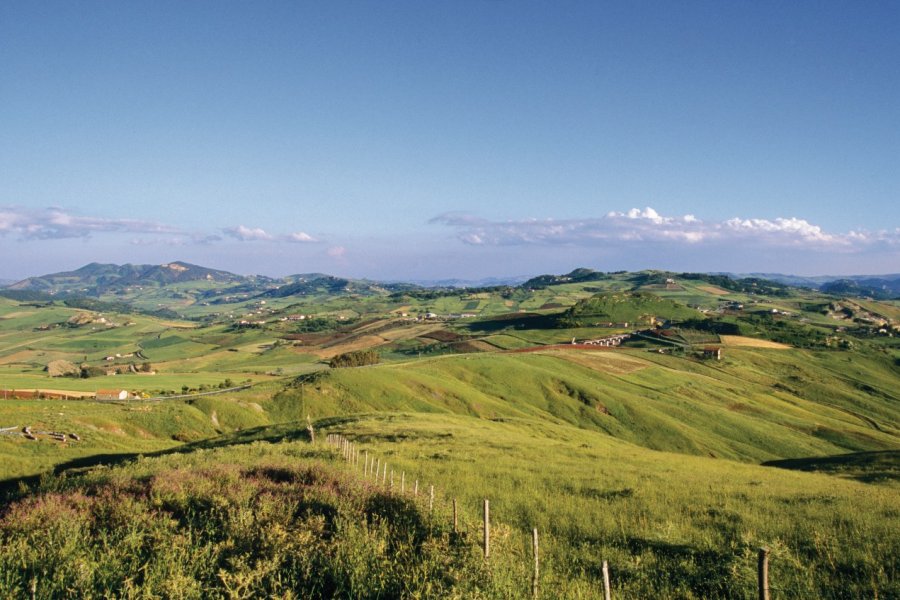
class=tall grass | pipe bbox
[323,413,899,599]
[0,442,506,599]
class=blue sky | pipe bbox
[1,1,898,280]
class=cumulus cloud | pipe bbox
[0,206,181,240]
[223,225,274,241]
[431,207,898,251]
[286,231,317,243]
[223,225,320,243]
[0,207,325,249]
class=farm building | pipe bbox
[95,389,132,401]
[702,347,722,361]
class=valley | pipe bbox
[0,265,898,598]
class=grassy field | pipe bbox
[1,413,896,598]
[0,275,898,597]
[281,349,899,464]
[320,412,899,598]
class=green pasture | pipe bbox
[320,412,899,598]
[281,348,899,463]
[0,384,288,480]
[0,371,269,394]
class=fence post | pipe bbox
[602,560,611,600]
[532,527,539,598]
[364,451,369,475]
[453,498,458,532]
[382,463,387,487]
[390,469,394,491]
[429,485,434,512]
[401,471,405,494]
[483,499,490,559]
[414,479,419,496]
[375,458,380,481]
[758,548,769,600]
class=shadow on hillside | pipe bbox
[762,450,900,484]
[463,312,559,333]
[0,422,315,501]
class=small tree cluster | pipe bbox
[328,349,380,369]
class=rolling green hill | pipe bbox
[0,268,898,597]
[559,291,701,326]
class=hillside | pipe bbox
[559,291,700,326]
[0,267,898,597]
[8,261,249,294]
[1,408,896,598]
[278,348,900,464]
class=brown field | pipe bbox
[1,388,95,399]
[697,285,731,296]
[313,335,388,358]
[719,335,791,349]
[378,324,442,342]
[420,330,464,343]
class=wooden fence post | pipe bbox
[364,451,369,474]
[414,480,419,496]
[390,469,394,491]
[453,498,458,532]
[532,527,539,598]
[483,499,490,559]
[401,471,405,494]
[375,458,380,480]
[758,548,769,600]
[602,560,611,600]
[429,485,434,512]
[382,463,387,487]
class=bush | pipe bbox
[329,350,380,369]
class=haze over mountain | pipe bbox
[7,262,252,293]
[5,262,900,303]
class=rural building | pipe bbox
[96,389,132,401]
[702,347,722,361]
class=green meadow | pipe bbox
[0,273,897,597]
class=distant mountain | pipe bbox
[8,261,251,295]
[522,268,610,288]
[0,279,14,288]
[406,276,528,288]
[729,272,900,299]
[261,275,415,298]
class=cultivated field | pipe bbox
[719,335,792,348]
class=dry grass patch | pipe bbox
[314,335,387,358]
[719,335,791,349]
[14,388,95,398]
[697,285,731,295]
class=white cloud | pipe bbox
[723,217,838,244]
[223,225,274,241]
[0,207,324,248]
[432,207,900,251]
[0,206,181,239]
[326,245,347,258]
[287,231,317,243]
